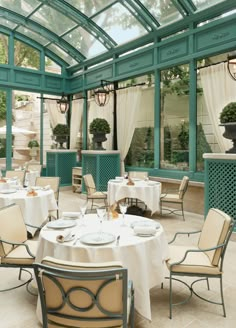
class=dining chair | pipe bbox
[5,169,26,186]
[165,208,235,319]
[26,163,42,175]
[0,203,38,292]
[128,171,148,180]
[160,176,189,220]
[33,256,135,328]
[35,176,60,219]
[83,174,108,211]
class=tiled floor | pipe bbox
[0,188,235,328]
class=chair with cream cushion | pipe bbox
[165,208,235,319]
[160,176,189,220]
[35,176,60,219]
[33,256,135,328]
[83,174,108,211]
[128,171,148,180]
[5,169,26,186]
[26,163,42,175]
[0,203,38,292]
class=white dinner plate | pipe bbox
[131,220,160,229]
[46,220,77,229]
[0,189,17,194]
[80,232,116,245]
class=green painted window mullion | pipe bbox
[6,89,12,170]
[189,59,197,173]
[40,94,44,166]
[83,90,88,150]
[154,69,160,169]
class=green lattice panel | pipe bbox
[82,152,120,192]
[46,151,77,186]
[205,160,236,225]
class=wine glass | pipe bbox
[97,207,106,236]
[79,201,88,226]
[119,202,128,226]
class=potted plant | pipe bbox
[219,102,236,153]
[27,139,39,162]
[52,124,70,149]
[89,118,110,150]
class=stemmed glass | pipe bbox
[79,201,88,226]
[119,202,128,226]
[97,207,106,237]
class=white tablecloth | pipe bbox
[0,188,57,235]
[108,179,161,214]
[36,214,169,321]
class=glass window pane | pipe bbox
[0,0,40,16]
[32,5,76,35]
[14,40,40,70]
[13,90,41,166]
[17,26,49,46]
[64,0,114,16]
[92,3,147,45]
[140,0,183,25]
[47,44,77,66]
[0,33,8,64]
[63,27,107,59]
[45,56,61,75]
[192,0,224,11]
[160,64,190,171]
[0,17,17,29]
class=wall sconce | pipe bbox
[57,94,69,114]
[94,80,114,107]
[227,54,236,81]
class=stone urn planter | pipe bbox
[52,124,70,149]
[219,102,236,153]
[28,139,39,162]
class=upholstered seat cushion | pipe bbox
[167,245,221,275]
[160,194,181,203]
[88,191,107,199]
[1,240,38,265]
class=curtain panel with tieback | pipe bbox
[199,62,235,152]
[45,99,66,129]
[70,99,83,149]
[116,86,142,175]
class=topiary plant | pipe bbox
[89,118,110,134]
[28,139,39,148]
[53,124,70,135]
[220,102,236,123]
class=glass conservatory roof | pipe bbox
[0,0,234,71]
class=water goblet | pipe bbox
[119,202,128,226]
[79,201,88,226]
[97,207,106,236]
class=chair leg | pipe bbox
[169,273,173,319]
[220,276,226,317]
[181,202,185,221]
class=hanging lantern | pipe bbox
[57,94,69,114]
[227,54,236,81]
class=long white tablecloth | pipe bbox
[0,188,57,235]
[108,179,161,215]
[36,214,169,321]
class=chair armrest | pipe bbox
[0,238,35,258]
[169,243,225,269]
[169,230,201,244]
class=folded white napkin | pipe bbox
[56,230,74,243]
[133,226,156,236]
[62,211,80,218]
[43,185,51,190]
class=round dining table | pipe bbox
[35,214,169,321]
[108,178,161,215]
[0,187,57,236]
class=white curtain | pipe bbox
[45,99,66,129]
[117,86,142,175]
[70,99,83,149]
[199,62,236,152]
[88,98,113,150]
